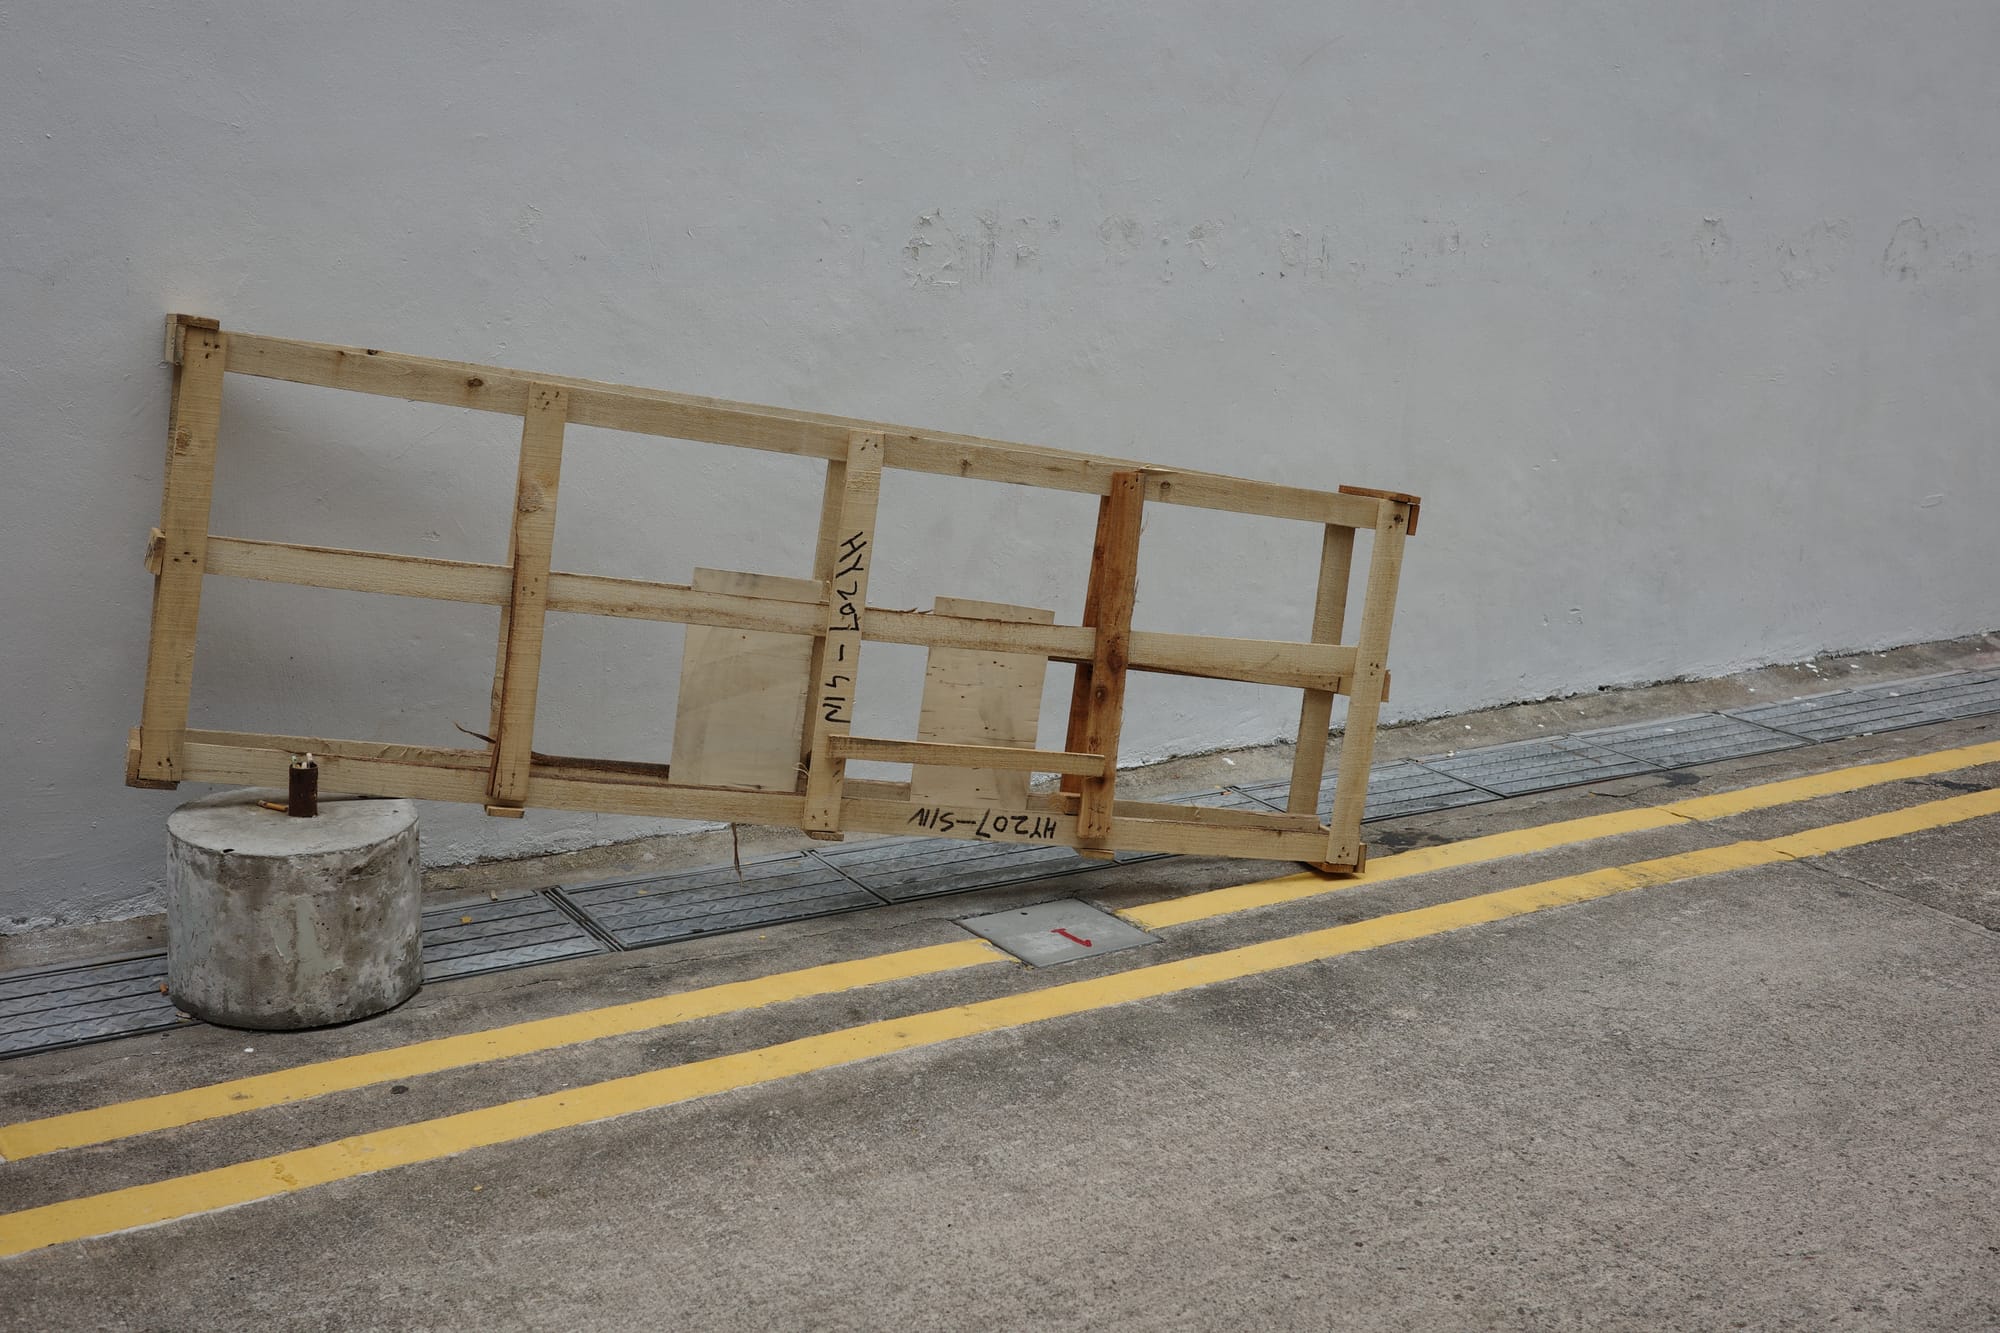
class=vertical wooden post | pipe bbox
[485,384,569,813]
[801,432,884,833]
[134,318,228,787]
[1286,524,1357,815]
[1322,499,1411,868]
[1075,471,1146,842]
[1060,495,1115,800]
[798,455,850,781]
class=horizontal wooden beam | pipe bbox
[219,329,1387,529]
[196,535,1360,692]
[829,736,1109,778]
[164,728,1332,860]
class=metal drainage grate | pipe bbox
[421,893,607,982]
[1728,672,2000,743]
[1573,712,1808,769]
[0,954,184,1057]
[1236,760,1498,823]
[8,669,1992,1063]
[560,854,882,949]
[1413,735,1654,798]
[811,837,1099,903]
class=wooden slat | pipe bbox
[1288,525,1357,814]
[801,432,884,832]
[670,568,821,790]
[205,535,512,602]
[1339,484,1422,537]
[134,324,228,786]
[1076,471,1145,840]
[1323,499,1413,868]
[486,384,569,807]
[194,534,1360,691]
[1061,496,1114,800]
[220,330,1385,528]
[841,796,1328,861]
[910,597,1053,807]
[799,456,850,777]
[830,736,1106,778]
[171,729,1328,859]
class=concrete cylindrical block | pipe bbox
[167,789,422,1030]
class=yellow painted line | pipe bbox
[5,736,1999,1163]
[1122,806,1680,930]
[1125,737,2000,930]
[0,940,1004,1162]
[3,786,1997,1259]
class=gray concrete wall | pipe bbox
[3,2,1996,929]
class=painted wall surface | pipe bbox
[4,3,1996,929]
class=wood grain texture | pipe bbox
[802,432,884,832]
[221,330,1385,528]
[911,597,1054,806]
[1062,496,1114,800]
[670,568,822,791]
[135,325,228,785]
[1076,472,1145,840]
[486,384,568,807]
[1289,524,1356,814]
[1323,500,1412,865]
[191,536,1357,690]
[834,736,1103,778]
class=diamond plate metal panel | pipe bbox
[420,894,604,981]
[561,854,882,948]
[1413,735,1654,797]
[1728,673,2000,742]
[813,837,1097,903]
[1236,761,1498,822]
[1574,712,1808,769]
[0,955,185,1058]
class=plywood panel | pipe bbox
[911,597,1055,808]
[669,568,823,791]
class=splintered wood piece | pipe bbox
[486,384,569,808]
[1075,471,1145,841]
[1323,499,1412,866]
[802,431,884,832]
[671,568,823,790]
[1288,524,1356,814]
[135,323,228,786]
[911,597,1055,807]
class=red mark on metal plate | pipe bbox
[1052,927,1093,948]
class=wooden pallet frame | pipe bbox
[130,314,1418,872]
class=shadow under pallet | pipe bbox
[5,670,1995,1060]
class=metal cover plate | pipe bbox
[0,954,185,1058]
[562,855,881,948]
[1414,735,1653,797]
[421,894,605,981]
[812,837,1094,902]
[1574,712,1808,769]
[958,899,1160,966]
[1728,672,2000,742]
